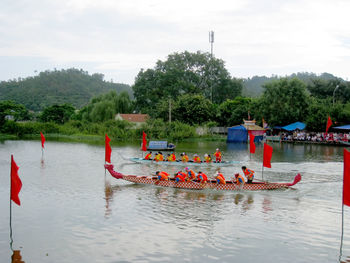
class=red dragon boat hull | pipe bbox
[104,164,301,191]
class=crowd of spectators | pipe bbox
[279,131,349,144]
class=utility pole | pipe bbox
[209,31,214,102]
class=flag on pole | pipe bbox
[40,132,45,149]
[343,149,350,206]
[11,155,22,206]
[263,143,273,168]
[326,116,332,134]
[142,131,147,151]
[249,131,256,154]
[105,134,112,163]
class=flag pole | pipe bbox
[340,202,344,262]
[9,155,13,251]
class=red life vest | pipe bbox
[216,173,226,184]
[158,171,169,180]
[175,172,186,182]
[144,153,152,160]
[197,172,208,182]
[243,168,254,179]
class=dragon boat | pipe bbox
[127,157,240,167]
[104,164,302,191]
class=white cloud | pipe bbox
[0,0,350,84]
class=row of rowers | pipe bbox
[155,166,255,185]
[145,149,222,163]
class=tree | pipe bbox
[132,51,242,115]
[0,100,30,127]
[217,97,252,126]
[257,78,310,126]
[171,94,215,125]
[40,104,75,124]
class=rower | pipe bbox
[156,171,169,180]
[242,166,254,184]
[215,171,226,184]
[204,154,212,163]
[214,148,222,163]
[193,154,201,163]
[234,173,246,186]
[181,153,189,162]
[197,171,208,184]
[144,152,152,160]
[175,171,186,182]
[155,152,164,162]
[185,167,196,181]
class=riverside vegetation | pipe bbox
[1,51,350,143]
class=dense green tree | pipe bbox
[217,97,252,126]
[257,78,310,126]
[39,104,75,124]
[132,51,242,115]
[0,68,132,111]
[0,100,31,127]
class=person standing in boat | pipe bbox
[242,166,255,184]
[185,167,196,181]
[144,152,152,160]
[156,171,169,180]
[234,173,246,186]
[215,171,226,184]
[197,171,208,184]
[214,148,222,163]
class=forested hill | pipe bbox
[242,72,342,97]
[0,68,132,111]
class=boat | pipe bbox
[104,164,302,191]
[127,157,240,167]
[146,141,176,151]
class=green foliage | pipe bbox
[39,104,75,124]
[257,78,310,126]
[76,91,133,122]
[0,100,31,127]
[217,97,252,126]
[0,68,132,111]
[132,51,242,115]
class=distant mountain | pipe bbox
[242,72,343,97]
[0,68,132,111]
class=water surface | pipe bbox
[0,140,349,262]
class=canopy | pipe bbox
[333,125,350,130]
[281,122,306,131]
[227,125,247,142]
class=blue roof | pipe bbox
[333,125,350,130]
[281,122,306,131]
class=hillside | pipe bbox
[242,72,342,97]
[0,68,132,111]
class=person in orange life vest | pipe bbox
[214,148,222,163]
[242,166,254,184]
[170,152,176,161]
[156,171,169,180]
[234,173,246,185]
[197,171,208,183]
[144,152,152,160]
[204,154,212,163]
[155,152,164,162]
[193,154,201,163]
[175,171,186,182]
[185,167,196,181]
[181,153,189,162]
[215,171,226,184]
[166,154,172,162]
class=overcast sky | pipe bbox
[1,0,350,85]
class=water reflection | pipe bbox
[11,250,25,263]
[233,193,254,212]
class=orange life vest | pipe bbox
[158,171,169,180]
[193,156,201,163]
[175,172,186,182]
[236,174,246,185]
[214,151,222,162]
[243,168,254,180]
[144,153,152,160]
[197,172,208,182]
[187,169,196,181]
[216,173,226,184]
[182,155,189,162]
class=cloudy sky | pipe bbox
[1,0,350,85]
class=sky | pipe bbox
[1,0,350,85]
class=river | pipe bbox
[0,139,349,262]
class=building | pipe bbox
[115,113,149,127]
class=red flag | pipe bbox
[343,149,350,206]
[11,155,22,206]
[326,116,332,134]
[263,143,273,168]
[40,132,45,149]
[105,134,112,163]
[141,131,147,151]
[249,132,256,154]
